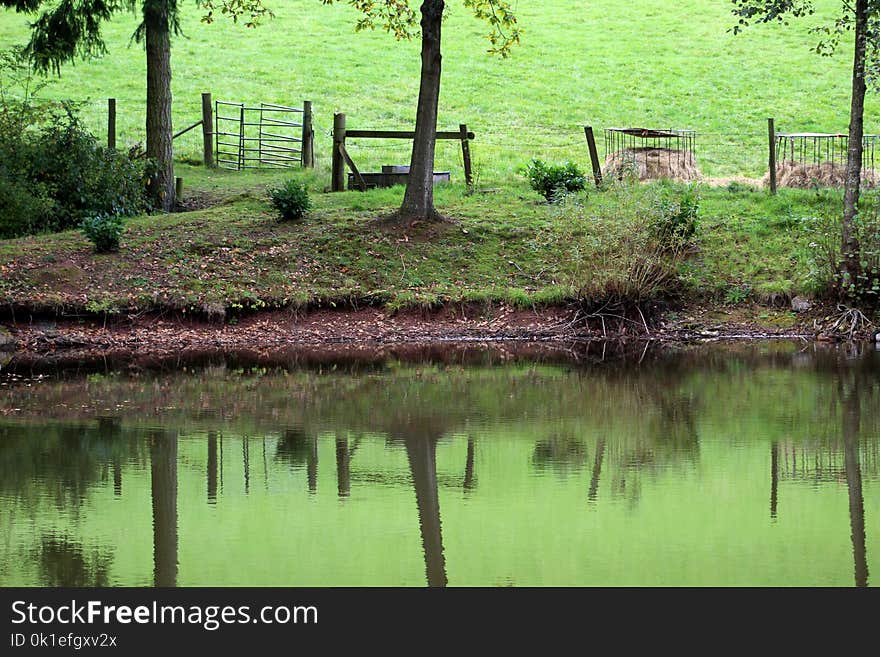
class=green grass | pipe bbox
[0,1,867,316]
[0,176,846,315]
[0,0,875,180]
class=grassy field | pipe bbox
[0,0,875,180]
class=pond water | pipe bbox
[1,341,878,587]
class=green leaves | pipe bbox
[523,159,587,203]
[463,0,520,57]
[321,0,417,40]
[269,179,311,222]
[15,0,120,73]
[730,0,816,35]
[81,212,125,253]
[199,0,274,28]
[323,0,521,55]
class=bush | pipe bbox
[269,179,311,221]
[30,110,148,227]
[81,213,125,253]
[524,159,587,202]
[0,176,53,239]
[0,48,148,239]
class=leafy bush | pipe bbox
[0,48,148,239]
[30,111,148,227]
[524,159,587,202]
[269,179,311,221]
[0,176,53,238]
[81,213,125,253]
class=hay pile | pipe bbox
[603,147,701,181]
[765,161,879,189]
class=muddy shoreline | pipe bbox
[0,303,844,373]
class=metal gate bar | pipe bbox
[215,100,310,170]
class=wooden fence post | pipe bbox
[107,98,116,150]
[459,123,473,189]
[201,93,214,168]
[584,126,603,188]
[175,177,183,203]
[302,100,314,168]
[332,113,346,192]
[768,118,777,195]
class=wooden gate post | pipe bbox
[201,93,214,168]
[768,118,777,195]
[302,100,315,168]
[332,113,346,192]
[107,98,116,150]
[459,123,473,189]
[584,126,603,188]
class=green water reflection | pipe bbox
[1,342,878,586]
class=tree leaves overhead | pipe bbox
[322,0,521,56]
[321,0,417,40]
[7,0,121,73]
[198,0,273,29]
[730,0,816,34]
[463,0,520,57]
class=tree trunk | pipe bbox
[841,0,868,293]
[399,0,444,222]
[144,4,175,212]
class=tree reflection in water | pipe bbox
[841,370,868,588]
[3,342,880,587]
[150,431,178,588]
[404,436,448,588]
[275,428,318,495]
[38,536,112,587]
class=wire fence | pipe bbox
[78,94,880,182]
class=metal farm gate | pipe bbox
[215,100,314,170]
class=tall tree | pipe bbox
[2,0,270,212]
[324,0,520,222]
[732,0,880,295]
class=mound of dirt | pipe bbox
[603,147,701,181]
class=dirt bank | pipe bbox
[0,302,844,367]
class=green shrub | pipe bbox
[0,176,53,239]
[523,159,587,202]
[81,213,125,253]
[0,49,147,239]
[269,179,311,221]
